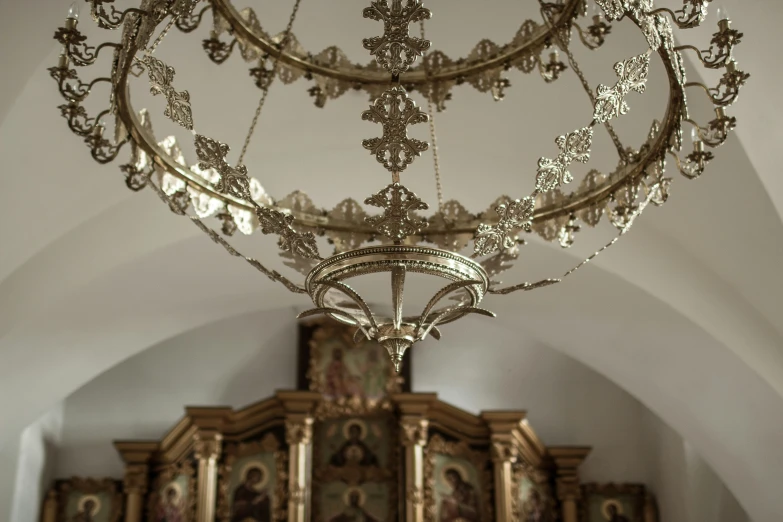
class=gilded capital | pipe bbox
[555,478,581,501]
[193,431,223,460]
[123,463,149,494]
[490,439,519,463]
[285,417,314,446]
[400,417,428,446]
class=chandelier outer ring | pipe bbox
[113,5,685,239]
[210,0,583,87]
[305,245,489,327]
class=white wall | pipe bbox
[10,404,64,522]
[57,308,299,477]
[643,409,749,522]
[49,309,747,522]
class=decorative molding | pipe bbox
[285,417,314,446]
[194,431,223,461]
[400,416,429,447]
[123,463,149,494]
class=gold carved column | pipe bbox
[286,414,314,522]
[482,412,529,522]
[114,441,157,522]
[549,447,591,522]
[194,430,223,522]
[395,393,437,522]
[400,416,428,522]
[41,489,58,522]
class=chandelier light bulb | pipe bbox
[690,126,700,144]
[716,6,731,22]
[66,2,80,20]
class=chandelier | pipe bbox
[50,0,747,371]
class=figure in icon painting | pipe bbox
[328,420,380,468]
[324,348,364,398]
[602,501,630,522]
[439,467,481,522]
[309,324,396,402]
[70,496,100,522]
[523,489,552,522]
[156,483,185,522]
[327,489,380,522]
[230,465,271,522]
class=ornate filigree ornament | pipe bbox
[474,198,534,257]
[593,52,651,123]
[142,55,193,130]
[362,86,429,173]
[365,183,428,242]
[50,0,748,371]
[363,0,432,76]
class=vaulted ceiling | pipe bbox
[1,1,782,521]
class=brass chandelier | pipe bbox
[51,0,747,371]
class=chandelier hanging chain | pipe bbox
[237,0,304,165]
[420,20,444,214]
[147,17,177,55]
[539,3,628,163]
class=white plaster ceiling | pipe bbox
[0,0,782,520]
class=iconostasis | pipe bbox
[42,320,659,522]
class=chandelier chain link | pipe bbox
[539,3,627,162]
[237,0,304,165]
[147,17,177,55]
[420,20,444,214]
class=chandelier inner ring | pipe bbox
[211,0,582,87]
[305,245,489,327]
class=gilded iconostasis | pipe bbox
[43,320,659,522]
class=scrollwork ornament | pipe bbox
[202,35,237,64]
[58,103,96,137]
[217,211,238,236]
[194,135,252,200]
[595,0,627,21]
[255,207,321,260]
[362,86,429,173]
[364,183,429,241]
[536,127,593,192]
[142,55,193,130]
[362,0,432,75]
[709,64,750,106]
[120,163,151,192]
[474,197,534,256]
[593,51,650,123]
[672,0,709,29]
[171,0,200,18]
[168,189,190,215]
